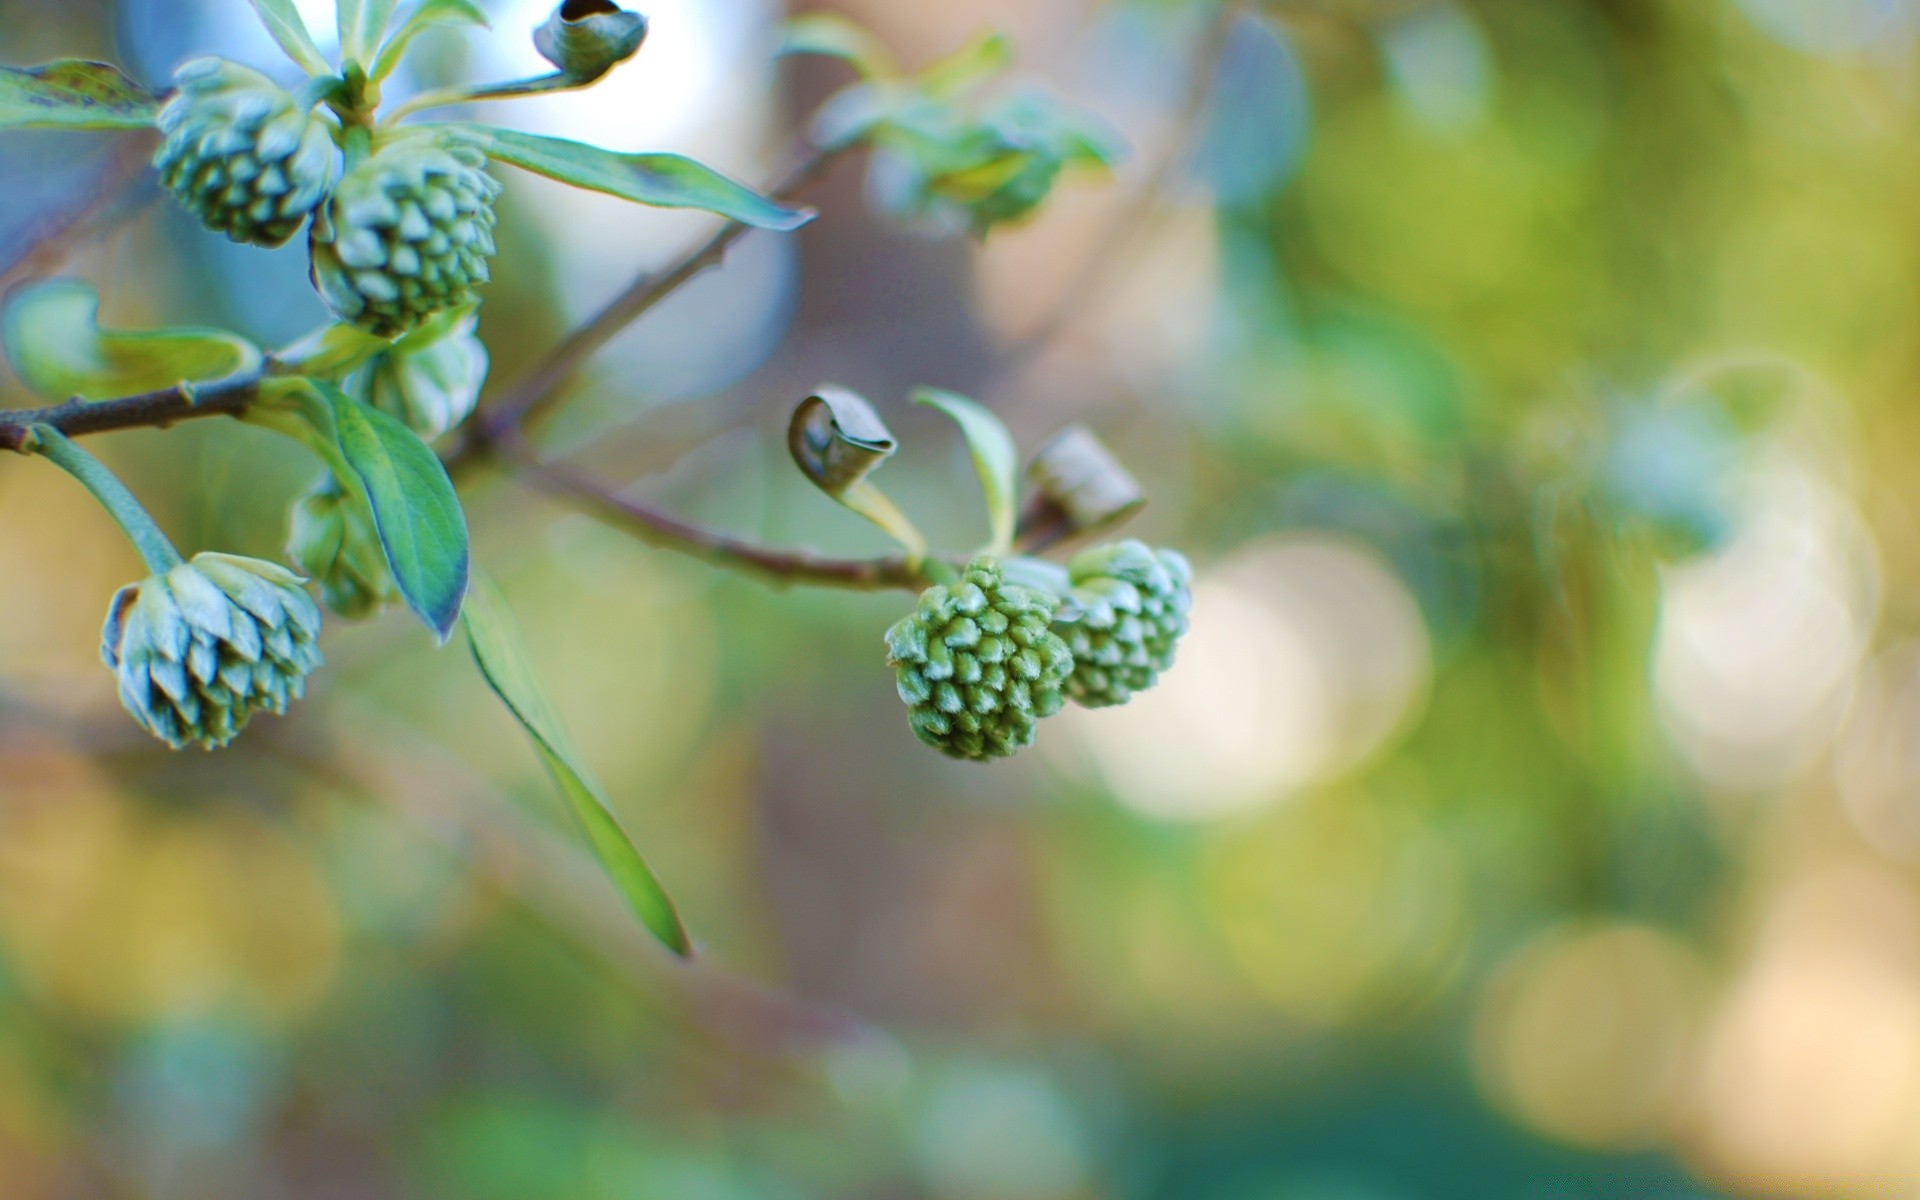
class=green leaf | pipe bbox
[0,60,160,130]
[788,386,925,560]
[917,32,1011,100]
[311,380,470,639]
[244,0,334,76]
[2,280,261,402]
[370,0,489,82]
[338,0,400,64]
[451,124,814,232]
[462,571,693,957]
[781,13,897,79]
[914,387,1020,555]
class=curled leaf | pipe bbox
[788,387,925,561]
[1018,424,1146,548]
[534,0,649,83]
[2,280,261,402]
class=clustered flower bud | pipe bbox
[102,554,324,750]
[154,58,336,248]
[1051,541,1192,709]
[886,556,1073,762]
[345,309,489,439]
[287,477,397,619]
[310,130,501,337]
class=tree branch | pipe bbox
[496,430,930,592]
[0,370,263,453]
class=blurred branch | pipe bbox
[451,142,848,469]
[0,130,160,294]
[496,429,931,592]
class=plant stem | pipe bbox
[384,73,577,123]
[28,426,183,573]
[496,431,931,593]
[0,371,264,453]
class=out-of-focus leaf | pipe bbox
[371,0,489,81]
[914,388,1020,554]
[463,571,693,958]
[1197,14,1310,205]
[312,380,469,639]
[2,280,260,402]
[918,32,1010,99]
[339,0,399,63]
[244,0,334,75]
[788,386,926,560]
[534,0,648,82]
[0,61,160,130]
[454,125,813,231]
[1020,424,1147,545]
[782,13,897,79]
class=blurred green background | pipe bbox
[4,0,1919,1195]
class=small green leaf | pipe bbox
[312,381,470,639]
[2,280,261,402]
[917,32,1010,100]
[914,387,1020,555]
[788,386,925,561]
[244,0,334,76]
[452,124,814,231]
[370,0,489,81]
[462,571,693,957]
[781,13,897,79]
[0,60,160,130]
[339,0,400,64]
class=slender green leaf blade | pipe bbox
[315,381,469,638]
[370,0,489,81]
[781,13,896,78]
[2,280,261,401]
[244,0,333,75]
[918,32,1010,100]
[914,387,1020,554]
[339,0,400,63]
[0,60,159,130]
[454,125,814,231]
[462,572,693,957]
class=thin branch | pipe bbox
[0,370,263,453]
[496,430,929,592]
[453,142,847,466]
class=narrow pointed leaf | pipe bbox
[244,0,334,75]
[313,381,469,639]
[452,124,814,231]
[0,60,160,130]
[463,572,693,957]
[781,13,897,79]
[918,32,1010,100]
[3,280,260,402]
[371,0,489,81]
[339,0,400,63]
[788,386,925,559]
[914,387,1020,554]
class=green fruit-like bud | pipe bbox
[1051,541,1192,708]
[885,556,1074,762]
[154,58,336,248]
[287,477,397,619]
[345,309,489,438]
[309,130,502,338]
[101,553,324,750]
[534,0,649,82]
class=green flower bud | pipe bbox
[344,309,489,438]
[287,477,397,619]
[1051,541,1192,708]
[309,129,502,338]
[885,556,1074,762]
[534,0,649,82]
[101,553,324,750]
[153,58,336,248]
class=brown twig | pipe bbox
[0,370,263,453]
[497,429,929,592]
